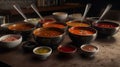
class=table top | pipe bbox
[0,30,120,67]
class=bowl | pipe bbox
[33,46,52,60]
[80,44,99,57]
[33,27,65,48]
[0,34,22,48]
[93,20,120,38]
[22,41,38,52]
[42,22,67,30]
[52,12,68,23]
[8,22,35,40]
[36,18,56,28]
[57,45,77,55]
[66,20,90,27]
[24,18,40,25]
[69,13,82,20]
[68,27,97,46]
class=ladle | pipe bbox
[81,3,91,21]
[97,4,112,22]
[13,4,28,21]
[31,4,44,20]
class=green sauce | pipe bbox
[35,48,50,54]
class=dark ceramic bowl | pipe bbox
[8,22,35,41]
[68,27,97,46]
[93,20,120,38]
[33,27,65,49]
[22,41,38,52]
[80,44,99,57]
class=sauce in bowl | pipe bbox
[8,23,35,31]
[1,35,20,42]
[81,45,97,52]
[66,21,90,27]
[58,45,76,53]
[35,47,50,54]
[94,22,118,28]
[43,22,66,29]
[69,27,95,36]
[33,28,63,37]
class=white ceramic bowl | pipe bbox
[33,46,52,60]
[0,34,22,48]
[24,18,40,25]
[52,12,68,22]
[80,44,99,57]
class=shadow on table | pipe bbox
[95,36,116,44]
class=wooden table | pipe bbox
[0,30,120,67]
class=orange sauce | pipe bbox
[34,28,62,37]
[66,21,89,27]
[43,22,66,29]
[69,27,94,36]
[8,23,34,31]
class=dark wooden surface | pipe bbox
[0,29,120,67]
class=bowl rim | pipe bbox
[57,45,77,53]
[80,44,99,53]
[68,26,97,36]
[93,20,120,29]
[52,12,68,15]
[66,20,91,27]
[8,22,35,32]
[33,27,65,38]
[33,46,52,55]
[0,34,22,43]
[42,22,67,28]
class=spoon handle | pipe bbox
[99,4,112,21]
[81,3,91,21]
[13,5,28,21]
[31,4,44,20]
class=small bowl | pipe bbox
[80,44,99,57]
[0,34,22,48]
[57,45,77,54]
[33,27,65,48]
[68,27,97,46]
[42,22,67,30]
[22,41,38,52]
[24,18,40,25]
[52,12,68,23]
[93,20,120,38]
[33,46,52,60]
[66,20,90,27]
